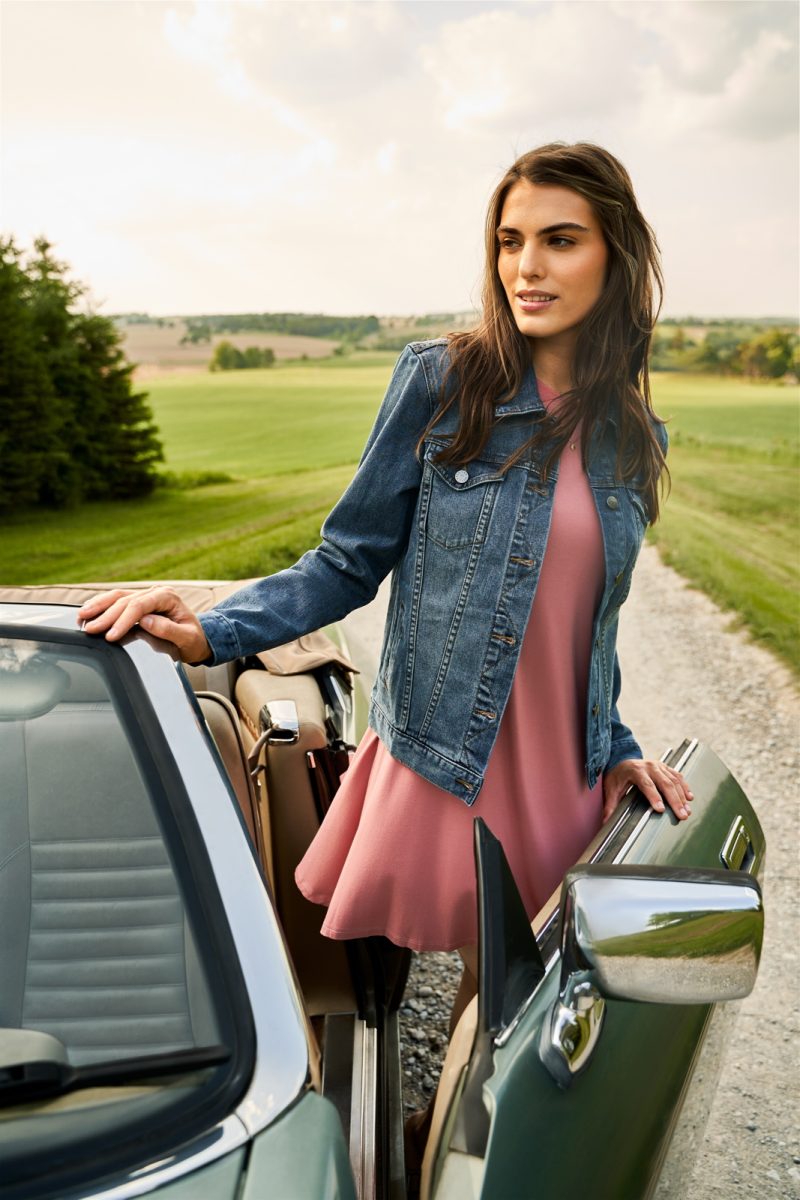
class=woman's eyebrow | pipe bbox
[496,221,591,237]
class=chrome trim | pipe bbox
[611,805,657,865]
[561,869,763,1005]
[124,639,309,1130]
[538,977,606,1089]
[262,699,301,744]
[720,815,755,872]
[325,669,353,726]
[349,1020,378,1200]
[247,699,301,779]
[76,1114,249,1199]
[538,861,762,1086]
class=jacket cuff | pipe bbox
[197,610,241,666]
[604,737,644,775]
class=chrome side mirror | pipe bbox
[540,864,763,1088]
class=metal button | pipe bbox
[592,703,600,717]
[614,571,624,585]
[454,469,470,484]
[606,495,619,510]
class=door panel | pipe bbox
[429,742,765,1200]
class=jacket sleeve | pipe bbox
[604,416,668,773]
[198,344,434,665]
[605,651,643,773]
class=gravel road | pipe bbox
[339,541,799,1197]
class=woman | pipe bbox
[79,139,692,1125]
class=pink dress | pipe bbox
[295,381,606,951]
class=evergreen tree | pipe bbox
[0,239,65,508]
[0,238,163,510]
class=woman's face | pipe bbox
[496,179,609,354]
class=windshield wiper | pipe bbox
[0,1043,231,1106]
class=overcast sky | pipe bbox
[2,0,797,319]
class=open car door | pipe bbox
[423,740,765,1200]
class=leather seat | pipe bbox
[0,660,216,1066]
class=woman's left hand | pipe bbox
[602,758,694,823]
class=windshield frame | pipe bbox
[0,622,257,1196]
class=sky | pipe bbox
[1,0,798,320]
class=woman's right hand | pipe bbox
[77,587,211,664]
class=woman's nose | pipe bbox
[518,241,543,280]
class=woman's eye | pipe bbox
[499,238,519,250]
[549,236,574,248]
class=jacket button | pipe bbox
[606,495,619,510]
[592,703,600,716]
[455,469,470,483]
[614,570,624,585]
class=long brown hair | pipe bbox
[418,142,669,520]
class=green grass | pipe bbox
[1,359,797,678]
[146,354,397,478]
[0,467,358,583]
[1,355,398,584]
[650,373,799,673]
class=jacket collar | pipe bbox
[493,364,545,418]
[493,365,619,427]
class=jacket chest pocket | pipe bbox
[423,453,506,551]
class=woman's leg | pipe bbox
[450,944,478,1037]
[405,944,479,1191]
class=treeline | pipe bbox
[651,324,798,378]
[376,321,799,378]
[0,239,163,511]
[182,312,380,343]
[209,341,275,371]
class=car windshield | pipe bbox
[0,631,251,1194]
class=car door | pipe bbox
[424,739,765,1200]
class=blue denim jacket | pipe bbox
[199,340,667,805]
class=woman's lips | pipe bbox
[517,294,558,312]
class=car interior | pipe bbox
[0,652,222,1068]
[0,585,414,1197]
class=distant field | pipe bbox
[3,360,797,675]
[651,373,798,672]
[122,321,339,376]
[0,355,395,585]
[147,354,396,478]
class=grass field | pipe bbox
[650,373,798,674]
[2,358,797,676]
[0,356,395,586]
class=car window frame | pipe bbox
[0,623,257,1197]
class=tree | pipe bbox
[180,319,212,344]
[209,340,245,371]
[733,329,799,379]
[209,341,275,371]
[0,237,163,510]
[0,239,63,508]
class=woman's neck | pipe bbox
[529,343,575,395]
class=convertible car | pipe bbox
[0,584,765,1200]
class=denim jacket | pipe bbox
[199,340,667,805]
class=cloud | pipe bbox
[617,0,798,140]
[2,0,796,316]
[418,4,644,135]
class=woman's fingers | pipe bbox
[636,762,692,819]
[78,587,210,664]
[77,589,132,630]
[603,758,693,822]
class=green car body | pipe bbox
[0,592,764,1200]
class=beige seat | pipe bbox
[235,669,358,1018]
[0,660,216,1067]
[196,691,270,882]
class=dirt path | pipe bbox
[339,544,800,1197]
